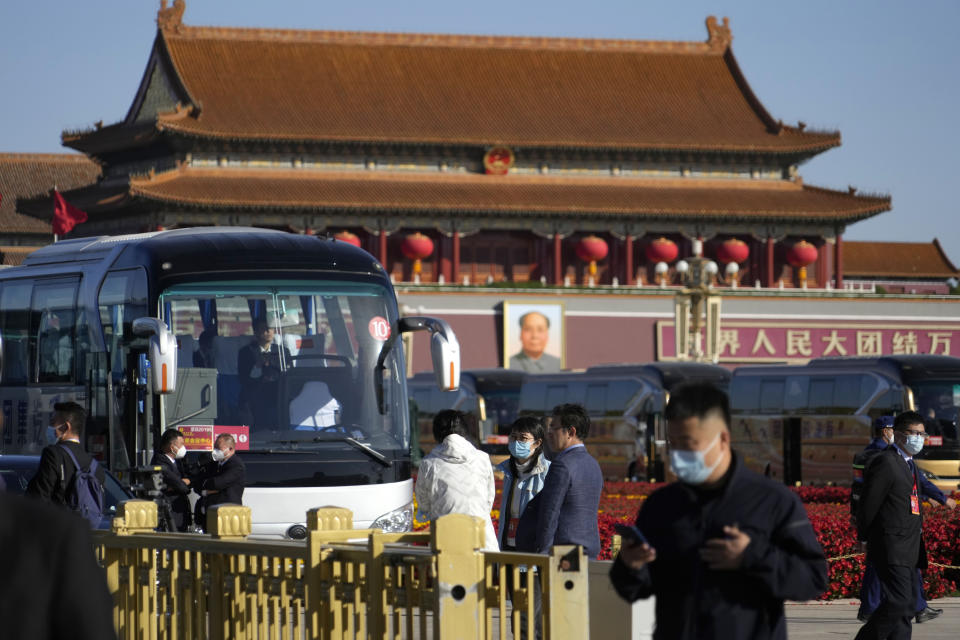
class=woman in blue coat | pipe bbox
[496,415,550,550]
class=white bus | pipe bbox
[0,228,459,538]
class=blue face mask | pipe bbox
[669,432,723,485]
[902,434,925,456]
[508,439,533,460]
[46,426,60,445]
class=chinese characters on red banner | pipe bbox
[657,322,959,362]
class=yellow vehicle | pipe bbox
[729,356,960,491]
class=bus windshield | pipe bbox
[911,380,960,451]
[161,280,408,454]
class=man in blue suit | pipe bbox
[535,403,604,559]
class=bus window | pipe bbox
[33,279,79,384]
[585,383,607,415]
[835,375,861,412]
[784,376,809,412]
[98,270,149,378]
[730,376,760,414]
[866,388,901,419]
[545,384,567,412]
[759,379,785,414]
[0,281,32,385]
[808,378,835,414]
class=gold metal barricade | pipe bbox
[94,502,589,639]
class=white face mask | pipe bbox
[669,432,723,485]
[175,445,187,459]
[211,448,226,462]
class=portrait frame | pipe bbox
[502,301,566,372]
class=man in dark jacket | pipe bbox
[533,403,603,558]
[150,428,193,532]
[26,402,106,510]
[855,412,932,640]
[853,415,952,624]
[237,319,291,429]
[609,383,827,640]
[195,433,246,529]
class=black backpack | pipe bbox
[59,445,105,528]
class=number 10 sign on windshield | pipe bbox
[369,316,391,341]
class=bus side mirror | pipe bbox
[399,316,461,392]
[132,317,177,394]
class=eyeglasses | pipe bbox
[900,429,929,439]
[508,434,535,443]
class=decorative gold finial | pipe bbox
[705,16,732,52]
[157,0,185,32]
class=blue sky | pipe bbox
[2,1,958,264]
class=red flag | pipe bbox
[52,190,87,235]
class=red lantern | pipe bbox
[401,232,435,275]
[575,235,609,276]
[645,237,678,264]
[786,240,819,284]
[716,238,749,265]
[334,230,362,247]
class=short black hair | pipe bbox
[53,401,87,437]
[433,410,471,443]
[664,382,730,429]
[551,403,590,440]
[518,311,549,329]
[894,411,924,433]
[215,433,236,450]
[160,428,185,451]
[509,415,546,443]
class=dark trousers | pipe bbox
[859,561,926,617]
[855,562,916,640]
[506,569,542,640]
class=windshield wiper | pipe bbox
[258,436,392,467]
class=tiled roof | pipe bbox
[36,168,889,223]
[844,240,959,278]
[0,153,100,233]
[67,16,840,155]
[0,246,41,266]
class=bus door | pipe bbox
[783,417,802,485]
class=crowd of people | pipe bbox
[10,383,953,640]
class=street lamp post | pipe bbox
[673,240,722,362]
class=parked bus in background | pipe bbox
[408,368,526,458]
[728,355,960,491]
[0,228,459,538]
[518,363,731,480]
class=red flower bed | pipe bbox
[417,478,960,599]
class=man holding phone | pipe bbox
[609,383,827,640]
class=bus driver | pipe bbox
[238,319,291,430]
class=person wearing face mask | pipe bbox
[853,415,955,625]
[496,416,551,551]
[609,383,827,640]
[855,411,946,639]
[26,402,106,512]
[149,428,193,532]
[194,433,246,531]
[495,416,550,640]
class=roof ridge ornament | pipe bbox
[705,16,732,52]
[158,0,186,33]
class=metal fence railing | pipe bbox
[93,501,589,639]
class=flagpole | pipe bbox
[53,184,58,243]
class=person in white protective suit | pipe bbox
[415,410,499,552]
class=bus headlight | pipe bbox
[371,502,414,532]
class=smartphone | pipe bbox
[613,523,648,545]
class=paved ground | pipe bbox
[786,598,960,639]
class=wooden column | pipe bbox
[624,235,634,285]
[766,237,775,288]
[379,230,388,268]
[452,231,461,284]
[834,234,844,289]
[553,234,563,285]
[439,235,452,283]
[817,240,828,288]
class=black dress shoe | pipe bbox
[916,606,943,623]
